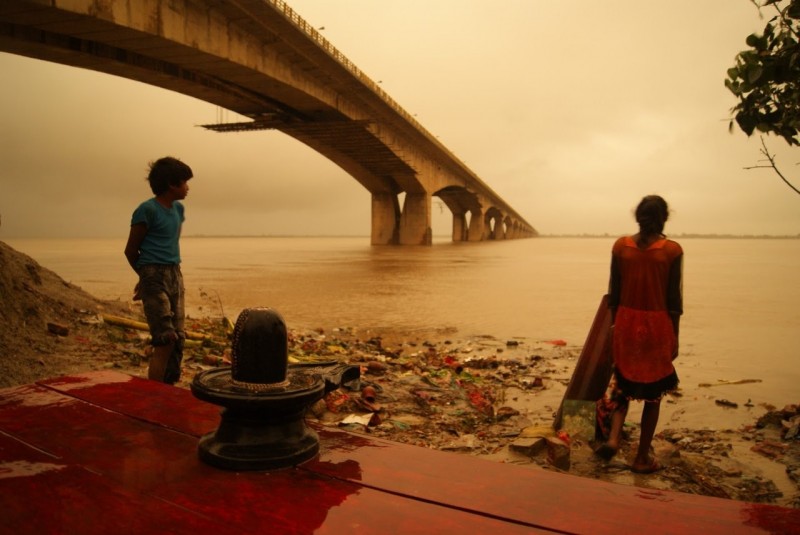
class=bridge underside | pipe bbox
[0,0,538,244]
[203,119,538,245]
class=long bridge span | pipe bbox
[0,0,537,244]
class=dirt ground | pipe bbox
[1,239,798,509]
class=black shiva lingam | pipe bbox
[191,307,359,471]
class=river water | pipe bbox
[6,236,799,428]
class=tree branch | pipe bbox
[770,0,800,40]
[744,137,800,195]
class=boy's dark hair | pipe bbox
[147,156,193,195]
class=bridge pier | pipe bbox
[371,193,399,245]
[399,193,432,245]
[467,210,485,242]
[452,213,467,242]
[495,222,506,240]
[371,191,432,245]
[372,191,536,245]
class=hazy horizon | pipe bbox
[5,232,798,241]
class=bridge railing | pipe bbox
[266,1,434,142]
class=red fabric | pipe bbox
[611,237,682,384]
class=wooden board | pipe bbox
[553,294,615,430]
[2,371,798,534]
[0,382,542,534]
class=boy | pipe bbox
[124,156,192,384]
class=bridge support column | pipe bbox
[399,193,432,245]
[371,193,399,245]
[483,219,493,240]
[452,213,467,242]
[467,210,485,242]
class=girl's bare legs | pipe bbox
[632,400,661,471]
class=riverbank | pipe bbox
[1,239,797,508]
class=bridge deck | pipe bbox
[0,371,796,534]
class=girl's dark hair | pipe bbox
[635,195,669,237]
[147,156,193,195]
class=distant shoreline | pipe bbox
[179,233,800,240]
[3,233,798,241]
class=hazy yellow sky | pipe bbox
[0,0,797,239]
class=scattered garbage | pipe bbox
[49,312,800,508]
[46,322,69,337]
[699,379,763,388]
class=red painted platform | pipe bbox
[0,371,797,534]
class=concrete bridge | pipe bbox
[0,0,537,245]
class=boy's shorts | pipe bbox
[138,264,185,345]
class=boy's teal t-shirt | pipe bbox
[131,198,185,268]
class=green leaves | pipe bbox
[748,64,765,83]
[726,0,800,146]
[746,32,767,50]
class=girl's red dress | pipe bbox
[608,236,683,400]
